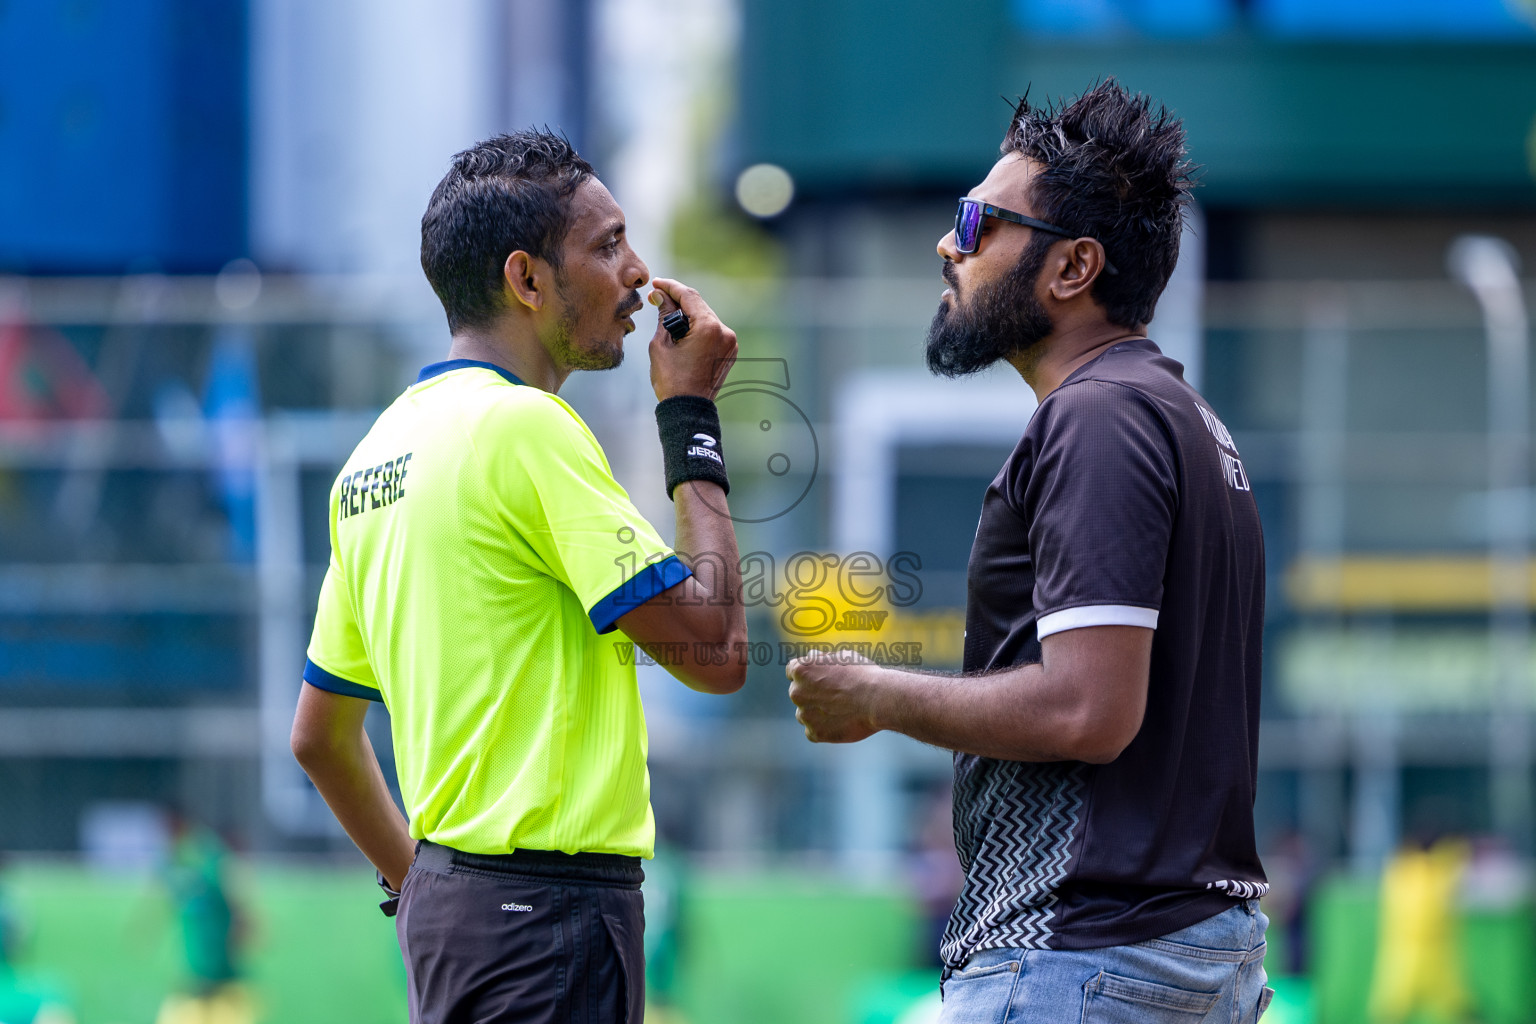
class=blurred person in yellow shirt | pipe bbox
[1368,836,1473,1024]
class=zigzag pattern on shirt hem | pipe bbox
[1205,878,1269,899]
[940,759,1086,965]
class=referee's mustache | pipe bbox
[617,292,643,319]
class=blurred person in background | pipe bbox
[909,784,965,969]
[290,129,747,1023]
[638,841,687,1024]
[0,856,75,1024]
[1368,826,1475,1024]
[788,81,1271,1022]
[1261,830,1321,979]
[154,812,253,1024]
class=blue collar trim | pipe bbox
[417,359,525,387]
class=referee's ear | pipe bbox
[503,250,551,313]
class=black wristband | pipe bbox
[656,395,729,499]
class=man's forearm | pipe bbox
[790,626,1150,759]
[626,278,746,689]
[298,731,416,888]
[672,481,744,635]
[614,479,747,693]
[863,663,1091,762]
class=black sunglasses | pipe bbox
[953,198,1118,275]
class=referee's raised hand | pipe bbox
[647,278,737,401]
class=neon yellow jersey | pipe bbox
[303,359,691,858]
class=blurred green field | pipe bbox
[1308,875,1536,1024]
[4,862,931,1024]
[674,871,926,1024]
[8,862,1534,1024]
[7,862,408,1024]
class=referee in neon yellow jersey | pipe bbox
[289,130,746,1023]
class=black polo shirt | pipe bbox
[942,339,1266,964]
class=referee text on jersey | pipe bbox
[290,130,748,1024]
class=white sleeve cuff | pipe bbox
[1036,604,1159,639]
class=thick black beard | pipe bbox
[925,241,1053,378]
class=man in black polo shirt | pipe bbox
[787,81,1271,1022]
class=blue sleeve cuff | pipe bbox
[303,659,384,702]
[588,554,694,635]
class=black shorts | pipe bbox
[397,840,645,1024]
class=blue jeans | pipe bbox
[938,902,1274,1024]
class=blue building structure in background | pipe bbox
[0,0,583,852]
[0,0,247,274]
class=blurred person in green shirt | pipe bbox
[153,813,253,1024]
[0,856,75,1024]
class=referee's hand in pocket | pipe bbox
[647,278,738,401]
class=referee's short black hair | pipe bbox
[421,129,595,333]
[1002,80,1196,330]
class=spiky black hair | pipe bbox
[1002,80,1196,328]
